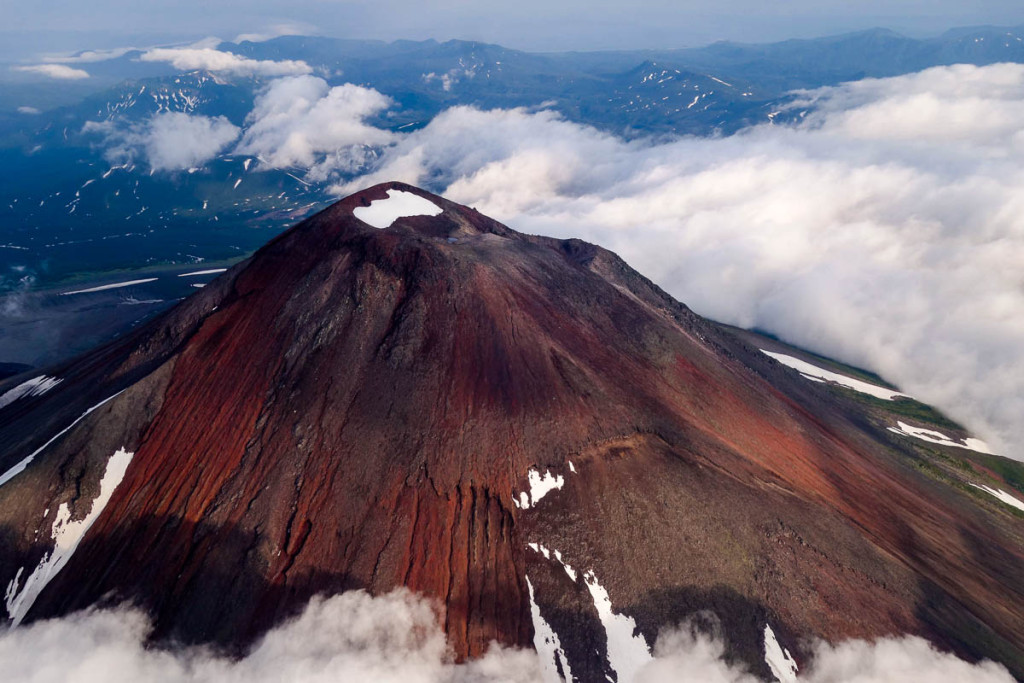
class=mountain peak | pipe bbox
[1,185,1023,680]
[332,181,504,240]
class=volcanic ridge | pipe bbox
[1,182,1023,681]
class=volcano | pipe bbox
[1,182,1023,681]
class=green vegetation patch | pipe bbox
[839,391,964,432]
[968,453,1024,497]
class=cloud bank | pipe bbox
[0,591,540,683]
[234,76,394,181]
[319,63,1024,458]
[637,623,1015,683]
[0,592,1013,683]
[42,47,139,64]
[798,636,1015,683]
[140,47,312,77]
[12,64,90,79]
[85,112,240,172]
[78,61,1024,457]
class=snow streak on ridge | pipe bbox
[5,448,134,625]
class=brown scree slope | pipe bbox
[0,182,1022,680]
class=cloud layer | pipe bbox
[0,591,540,683]
[12,64,90,79]
[82,74,391,178]
[638,624,1015,683]
[322,63,1024,458]
[85,112,240,172]
[234,76,395,180]
[140,47,312,77]
[0,592,1013,683]
[81,60,1024,458]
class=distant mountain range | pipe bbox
[1,25,1023,294]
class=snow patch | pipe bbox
[528,542,578,583]
[514,469,565,509]
[583,569,652,682]
[526,575,573,683]
[764,624,799,682]
[0,376,62,411]
[119,297,163,306]
[61,279,158,295]
[971,484,1024,512]
[0,392,123,489]
[177,268,227,277]
[761,350,909,401]
[888,420,994,454]
[353,189,443,228]
[553,550,577,583]
[5,447,134,625]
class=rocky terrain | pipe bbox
[1,183,1022,681]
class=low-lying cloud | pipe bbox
[234,76,394,181]
[82,75,394,177]
[80,61,1024,457]
[0,592,1013,683]
[85,112,240,172]
[12,64,90,79]
[42,46,139,64]
[0,591,540,683]
[797,636,1015,683]
[322,63,1024,459]
[140,47,312,77]
[639,622,1015,683]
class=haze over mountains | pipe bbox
[5,25,1024,288]
[4,26,1024,466]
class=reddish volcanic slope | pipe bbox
[1,182,1023,680]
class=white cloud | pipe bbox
[183,36,225,50]
[39,38,220,65]
[0,593,1013,683]
[234,23,314,44]
[0,591,540,683]
[789,63,1024,147]
[70,62,1024,457]
[799,636,1015,683]
[17,106,40,115]
[636,625,1014,683]
[329,63,1024,459]
[85,112,240,172]
[141,112,241,172]
[422,65,478,93]
[82,75,393,178]
[636,623,760,682]
[42,47,138,64]
[12,64,90,79]
[139,47,312,77]
[233,76,394,181]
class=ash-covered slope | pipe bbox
[1,182,1023,681]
